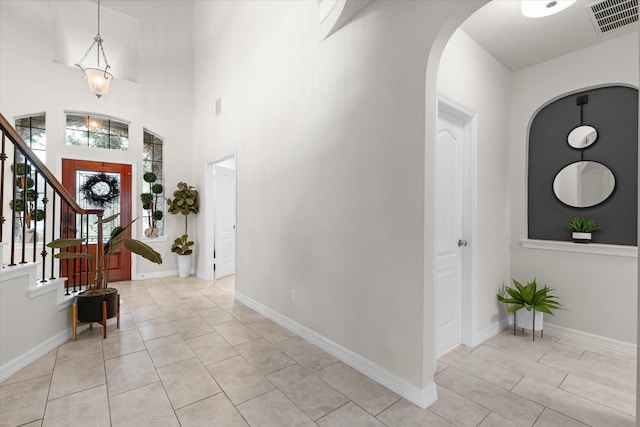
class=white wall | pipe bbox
[510,33,639,344]
[192,0,484,392]
[437,29,512,340]
[0,0,194,277]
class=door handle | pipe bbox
[458,239,468,247]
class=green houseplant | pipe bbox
[567,217,598,243]
[48,214,162,339]
[166,181,199,277]
[9,162,45,242]
[496,278,563,340]
[141,172,164,237]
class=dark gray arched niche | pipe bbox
[528,85,638,245]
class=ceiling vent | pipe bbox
[586,0,638,35]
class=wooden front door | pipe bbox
[61,159,132,284]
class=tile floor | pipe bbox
[0,275,636,426]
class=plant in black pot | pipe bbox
[9,162,46,242]
[141,172,164,238]
[567,217,599,243]
[48,214,162,340]
[496,278,563,341]
[166,181,199,278]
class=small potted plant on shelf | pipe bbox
[166,181,199,277]
[496,278,563,341]
[567,217,599,243]
[140,172,164,238]
[47,214,162,340]
[9,162,45,242]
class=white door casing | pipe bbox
[435,95,476,357]
[214,165,236,279]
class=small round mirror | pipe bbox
[567,125,597,149]
[553,161,615,208]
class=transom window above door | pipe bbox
[65,113,129,150]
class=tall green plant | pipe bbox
[166,182,199,255]
[9,162,45,229]
[496,278,563,315]
[140,172,164,229]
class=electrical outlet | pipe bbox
[290,289,296,302]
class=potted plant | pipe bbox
[47,214,162,339]
[166,181,199,277]
[567,217,599,243]
[9,162,45,242]
[496,278,563,341]
[141,172,164,237]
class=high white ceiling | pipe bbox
[461,0,639,71]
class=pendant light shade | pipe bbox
[75,1,112,98]
[521,0,576,18]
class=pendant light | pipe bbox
[521,0,576,18]
[75,0,112,98]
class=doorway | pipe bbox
[435,95,476,357]
[61,159,132,283]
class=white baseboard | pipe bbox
[0,328,71,383]
[468,317,511,348]
[235,291,438,409]
[543,323,636,356]
[134,269,178,280]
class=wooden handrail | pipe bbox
[0,113,102,216]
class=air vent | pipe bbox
[586,0,638,35]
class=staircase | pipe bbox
[0,113,105,382]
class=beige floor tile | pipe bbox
[49,352,105,399]
[42,385,110,427]
[470,346,567,387]
[157,357,221,409]
[175,393,248,427]
[200,287,233,299]
[477,412,519,427]
[109,381,179,427]
[182,295,218,310]
[317,402,386,427]
[18,420,42,427]
[435,360,448,375]
[214,320,261,346]
[533,408,587,426]
[579,350,637,379]
[102,329,145,360]
[206,355,275,405]
[116,313,137,332]
[428,385,491,427]
[235,338,295,375]
[137,317,179,341]
[186,332,239,365]
[317,362,400,416]
[437,345,473,366]
[143,284,173,296]
[197,306,235,326]
[161,304,198,321]
[129,303,165,322]
[557,337,638,361]
[151,293,183,306]
[452,354,522,390]
[267,364,349,420]
[118,285,150,297]
[276,336,339,371]
[435,367,543,426]
[55,334,103,362]
[513,376,635,427]
[169,287,203,299]
[105,350,159,396]
[560,373,635,416]
[172,315,215,339]
[237,389,315,427]
[125,294,155,306]
[247,319,296,344]
[207,293,237,309]
[227,304,267,324]
[1,349,57,385]
[0,375,50,427]
[482,333,548,362]
[377,399,454,426]
[145,333,196,368]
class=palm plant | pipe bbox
[496,278,563,315]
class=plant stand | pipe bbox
[513,309,543,342]
[72,292,120,340]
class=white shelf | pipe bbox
[520,239,637,258]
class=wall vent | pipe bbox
[586,0,638,35]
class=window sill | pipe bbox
[520,239,637,258]
[138,236,169,243]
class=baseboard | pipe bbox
[543,323,637,356]
[467,317,511,348]
[0,328,71,383]
[235,291,438,409]
[134,269,178,280]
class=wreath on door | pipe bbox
[80,172,120,207]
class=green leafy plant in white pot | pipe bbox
[567,217,599,243]
[496,278,563,341]
[166,181,199,277]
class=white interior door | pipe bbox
[214,165,236,279]
[435,108,466,357]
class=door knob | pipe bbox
[458,239,468,247]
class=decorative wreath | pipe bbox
[80,172,120,207]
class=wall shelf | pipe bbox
[520,239,637,258]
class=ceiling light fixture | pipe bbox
[75,0,112,98]
[521,0,577,18]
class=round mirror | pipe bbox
[553,161,615,208]
[567,125,597,149]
